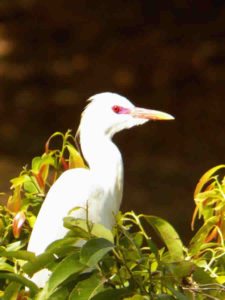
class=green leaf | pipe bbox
[2,282,21,300]
[166,261,195,282]
[143,215,184,262]
[5,241,25,252]
[7,186,22,212]
[32,156,43,172]
[155,295,174,300]
[124,295,147,300]
[146,239,159,259]
[10,174,31,188]
[194,164,225,197]
[133,232,144,248]
[63,217,90,239]
[0,250,35,262]
[192,266,215,284]
[32,155,56,172]
[164,282,188,300]
[91,288,131,300]
[48,287,70,300]
[189,216,219,255]
[66,144,86,168]
[69,272,104,300]
[24,180,39,193]
[0,264,14,274]
[0,272,39,295]
[45,237,79,255]
[216,276,225,284]
[23,252,56,277]
[43,252,85,297]
[80,238,114,267]
[91,223,114,243]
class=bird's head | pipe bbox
[79,92,174,138]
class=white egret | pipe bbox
[27,92,174,287]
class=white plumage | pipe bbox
[27,92,174,287]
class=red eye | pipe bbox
[112,105,122,114]
[112,105,131,115]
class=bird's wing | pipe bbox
[27,168,103,255]
[26,168,112,288]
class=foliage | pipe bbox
[0,131,225,299]
[1,130,85,247]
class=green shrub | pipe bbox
[0,131,225,299]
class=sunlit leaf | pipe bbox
[80,238,114,267]
[23,180,39,193]
[22,252,56,277]
[48,287,70,300]
[67,144,86,169]
[32,155,56,172]
[10,175,31,189]
[63,217,90,239]
[194,165,225,197]
[0,260,14,272]
[5,241,24,252]
[45,237,79,255]
[143,215,184,262]
[189,216,219,255]
[0,272,39,295]
[26,214,36,228]
[69,272,104,300]
[7,186,22,212]
[216,276,225,284]
[2,282,21,300]
[43,252,85,297]
[0,250,35,262]
[31,156,43,172]
[91,223,114,243]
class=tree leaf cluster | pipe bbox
[0,131,225,299]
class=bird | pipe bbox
[27,92,174,287]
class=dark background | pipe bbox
[0,0,225,243]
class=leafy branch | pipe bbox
[0,131,225,299]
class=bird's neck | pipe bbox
[80,131,124,196]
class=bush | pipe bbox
[0,131,225,299]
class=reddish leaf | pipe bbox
[34,173,45,191]
[191,206,199,231]
[33,164,48,191]
[60,157,69,170]
[205,226,218,243]
[13,211,26,239]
